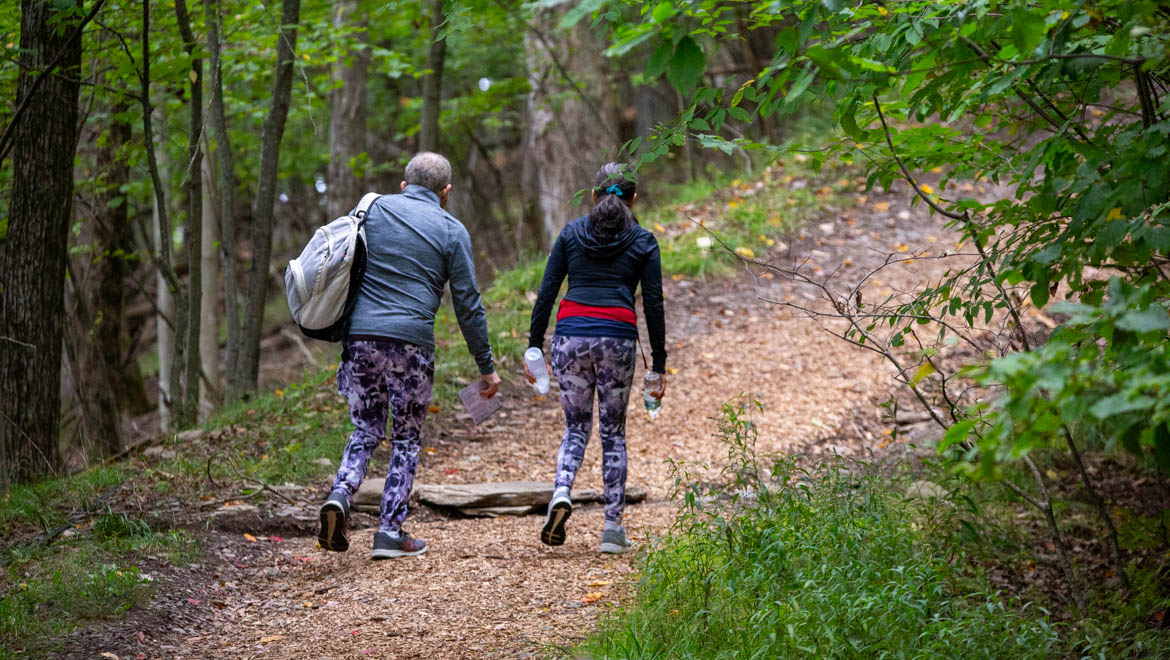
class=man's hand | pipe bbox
[480,371,501,398]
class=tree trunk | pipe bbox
[0,0,84,485]
[236,0,302,394]
[205,0,242,403]
[199,141,220,420]
[176,0,203,428]
[523,7,620,248]
[327,0,369,220]
[418,0,446,154]
[65,98,137,457]
[153,178,176,434]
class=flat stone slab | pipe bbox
[353,479,646,514]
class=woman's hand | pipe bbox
[524,359,551,384]
[651,373,667,399]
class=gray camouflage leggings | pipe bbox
[331,338,434,533]
[550,335,636,525]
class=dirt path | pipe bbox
[56,179,964,660]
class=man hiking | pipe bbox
[318,152,500,559]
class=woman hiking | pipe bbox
[526,162,667,554]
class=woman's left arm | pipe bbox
[640,238,667,374]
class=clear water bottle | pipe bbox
[643,371,662,420]
[524,347,550,395]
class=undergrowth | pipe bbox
[577,401,1170,659]
[0,512,196,658]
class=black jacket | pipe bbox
[528,216,666,372]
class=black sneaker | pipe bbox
[371,530,427,559]
[318,490,350,552]
[540,492,572,546]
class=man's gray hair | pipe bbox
[404,152,451,193]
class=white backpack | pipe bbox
[284,192,381,341]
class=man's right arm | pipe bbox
[447,224,495,376]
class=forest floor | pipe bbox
[42,171,983,659]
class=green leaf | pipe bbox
[1117,307,1170,333]
[939,420,975,451]
[666,36,705,96]
[910,362,936,386]
[644,41,673,80]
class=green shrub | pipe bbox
[579,401,1170,659]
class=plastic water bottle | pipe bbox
[643,371,662,420]
[524,347,550,395]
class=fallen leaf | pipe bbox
[259,635,284,644]
[267,536,284,543]
[587,580,611,587]
[444,468,459,475]
[666,367,678,375]
[872,201,890,212]
[99,653,119,660]
[244,533,258,543]
[428,405,441,413]
[581,592,604,603]
[896,244,910,252]
[187,598,202,605]
[653,223,666,233]
[136,631,146,644]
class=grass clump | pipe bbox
[581,401,1067,659]
[0,467,125,538]
[0,512,196,659]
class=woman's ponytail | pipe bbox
[589,162,636,240]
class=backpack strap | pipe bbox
[353,192,382,223]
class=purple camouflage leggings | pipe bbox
[550,335,636,525]
[331,338,434,533]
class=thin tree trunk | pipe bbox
[523,6,619,247]
[199,140,220,419]
[137,0,186,431]
[327,0,369,220]
[176,0,203,428]
[205,0,242,402]
[236,0,302,393]
[0,0,84,485]
[153,181,175,433]
[418,0,446,154]
[66,97,136,457]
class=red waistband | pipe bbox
[556,299,636,325]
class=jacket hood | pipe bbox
[567,216,640,260]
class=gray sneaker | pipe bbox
[318,490,350,552]
[600,528,634,554]
[371,530,427,559]
[540,493,572,546]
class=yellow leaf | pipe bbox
[1106,207,1124,221]
[260,635,284,644]
[872,201,890,212]
[275,389,284,398]
[878,6,888,16]
[927,236,937,243]
[919,184,934,195]
[896,244,910,252]
[734,246,755,259]
[910,362,937,386]
[244,533,258,543]
[765,238,776,246]
[653,223,666,233]
[581,592,604,603]
[666,367,678,375]
[727,199,740,209]
[587,579,611,587]
[929,167,943,174]
[1061,10,1069,19]
[188,70,197,84]
[424,447,436,455]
